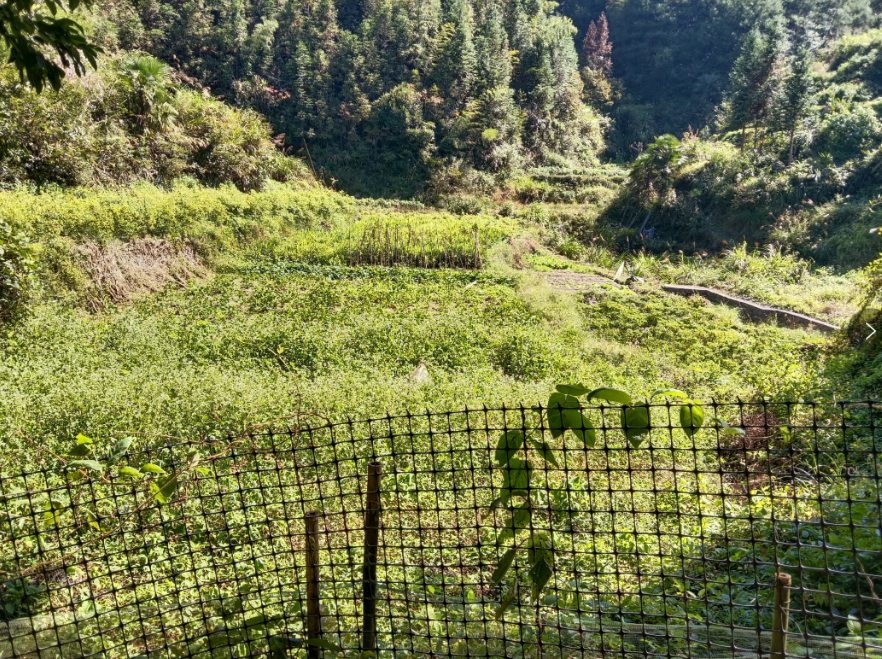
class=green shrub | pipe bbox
[814,103,882,162]
[442,195,486,216]
[0,222,36,321]
[0,55,310,191]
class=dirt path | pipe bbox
[542,271,620,291]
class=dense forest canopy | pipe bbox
[0,0,879,197]
[560,0,880,153]
[96,0,606,194]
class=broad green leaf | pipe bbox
[621,406,651,447]
[43,498,66,525]
[107,436,134,466]
[150,483,167,504]
[529,556,553,602]
[68,460,102,472]
[305,638,344,652]
[529,439,559,467]
[513,504,531,528]
[555,384,590,397]
[69,442,91,457]
[497,503,531,545]
[546,393,580,439]
[491,548,517,583]
[76,434,94,445]
[502,458,532,491]
[119,466,142,479]
[141,463,167,475]
[587,388,632,405]
[650,388,687,400]
[151,474,177,504]
[712,417,746,436]
[495,582,518,620]
[562,409,596,447]
[495,430,524,467]
[489,491,511,512]
[848,616,862,636]
[679,402,705,438]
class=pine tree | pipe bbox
[582,12,611,71]
[775,47,814,163]
[724,24,783,152]
[429,0,477,106]
[474,1,511,93]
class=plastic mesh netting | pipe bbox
[0,400,880,659]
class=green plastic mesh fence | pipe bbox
[0,400,879,659]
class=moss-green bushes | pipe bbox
[0,55,309,190]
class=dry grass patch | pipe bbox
[77,238,205,310]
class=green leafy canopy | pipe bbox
[0,0,102,92]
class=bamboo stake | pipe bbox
[473,227,481,269]
[362,462,382,653]
[770,572,792,659]
[305,511,322,659]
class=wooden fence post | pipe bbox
[305,511,322,659]
[770,572,792,659]
[362,462,382,653]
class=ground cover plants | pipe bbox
[1,386,877,659]
[1,179,880,659]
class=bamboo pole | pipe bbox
[770,572,792,659]
[362,462,382,653]
[305,511,322,659]
[473,227,481,269]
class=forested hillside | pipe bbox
[97,0,606,195]
[560,0,880,153]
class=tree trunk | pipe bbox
[788,128,795,165]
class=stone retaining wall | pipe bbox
[662,284,840,333]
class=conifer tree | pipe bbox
[775,47,814,163]
[429,0,477,106]
[474,1,511,93]
[582,12,611,71]
[724,24,783,151]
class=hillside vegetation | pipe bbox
[0,0,879,436]
[1,1,882,654]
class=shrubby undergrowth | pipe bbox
[0,54,309,190]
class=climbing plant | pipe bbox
[486,384,744,618]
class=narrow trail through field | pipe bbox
[541,271,621,290]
